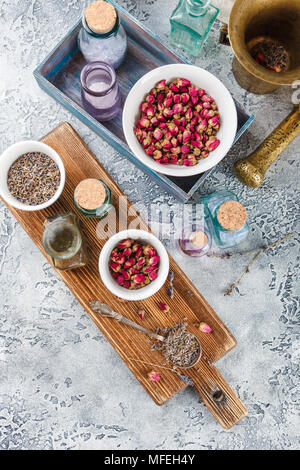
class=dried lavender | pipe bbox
[167,270,174,299]
[154,322,201,368]
[7,152,60,205]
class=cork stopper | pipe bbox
[75,178,106,210]
[217,201,247,231]
[85,1,117,34]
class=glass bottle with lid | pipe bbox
[78,0,127,69]
[169,0,219,57]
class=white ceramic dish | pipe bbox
[0,141,65,211]
[99,229,169,301]
[123,63,237,177]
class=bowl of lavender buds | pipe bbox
[99,229,169,301]
[123,64,237,177]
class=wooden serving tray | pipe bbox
[2,123,247,429]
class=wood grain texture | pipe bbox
[1,122,246,427]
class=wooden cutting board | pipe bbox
[2,122,247,429]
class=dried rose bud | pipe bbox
[182,130,191,144]
[139,117,150,128]
[153,150,162,160]
[132,243,142,253]
[153,128,163,140]
[159,302,170,312]
[202,94,214,102]
[199,322,212,333]
[137,307,145,320]
[177,77,191,87]
[181,93,190,104]
[148,370,161,382]
[206,137,220,152]
[115,254,125,265]
[149,255,160,266]
[143,245,156,257]
[156,79,166,90]
[110,262,121,273]
[116,275,124,285]
[148,271,158,281]
[124,257,135,269]
[146,94,155,104]
[181,144,190,155]
[169,82,179,93]
[164,97,173,108]
[118,239,133,250]
[124,281,130,289]
[132,274,146,284]
[121,270,130,281]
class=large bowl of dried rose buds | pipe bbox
[123,64,237,177]
[99,229,169,301]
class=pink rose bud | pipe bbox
[189,86,199,97]
[132,274,146,284]
[124,281,130,289]
[146,94,155,104]
[164,97,173,108]
[148,370,161,382]
[181,144,190,155]
[116,275,124,285]
[143,245,156,257]
[202,94,214,102]
[138,308,145,320]
[110,262,120,273]
[139,117,150,128]
[124,258,135,269]
[121,270,130,281]
[173,94,181,103]
[169,82,179,93]
[173,103,183,115]
[148,271,158,281]
[118,239,133,250]
[206,138,220,152]
[153,128,163,140]
[182,130,191,144]
[199,322,212,333]
[156,79,166,90]
[149,255,160,266]
[181,93,190,104]
[159,302,170,312]
[177,78,191,87]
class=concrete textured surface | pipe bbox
[0,0,299,450]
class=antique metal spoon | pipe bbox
[90,300,165,342]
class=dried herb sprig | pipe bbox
[223,231,296,296]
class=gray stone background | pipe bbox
[0,0,299,450]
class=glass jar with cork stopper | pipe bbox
[202,190,249,248]
[74,178,113,218]
[78,0,127,69]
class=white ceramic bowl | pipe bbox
[0,141,65,211]
[123,64,237,177]
[99,229,169,301]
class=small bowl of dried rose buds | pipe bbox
[123,64,237,177]
[99,229,169,301]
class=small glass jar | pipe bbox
[78,1,127,69]
[177,225,212,257]
[202,190,249,248]
[42,213,88,270]
[74,178,113,218]
[80,61,121,121]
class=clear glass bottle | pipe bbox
[169,0,219,57]
[42,213,88,270]
[80,61,121,121]
[202,190,249,248]
[177,224,212,257]
[78,1,127,69]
